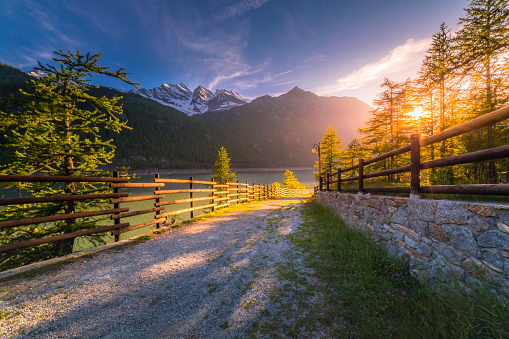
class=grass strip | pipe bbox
[293,199,509,338]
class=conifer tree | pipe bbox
[418,23,455,141]
[211,146,236,184]
[455,0,509,182]
[282,170,305,189]
[0,50,139,269]
[315,125,343,180]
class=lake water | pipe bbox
[1,169,316,252]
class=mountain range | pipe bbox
[0,62,372,169]
[136,83,250,115]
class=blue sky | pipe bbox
[1,0,466,104]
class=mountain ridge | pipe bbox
[0,62,372,170]
[135,82,250,115]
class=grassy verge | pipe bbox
[291,199,509,337]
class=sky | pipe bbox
[0,0,468,105]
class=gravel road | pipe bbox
[0,196,320,338]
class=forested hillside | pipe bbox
[0,63,263,169]
[198,87,372,167]
[0,63,371,170]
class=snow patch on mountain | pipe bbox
[135,83,250,115]
[26,70,46,78]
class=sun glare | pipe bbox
[408,106,426,120]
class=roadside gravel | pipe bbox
[0,196,332,338]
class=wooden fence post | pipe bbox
[155,173,161,229]
[113,171,120,241]
[212,179,216,212]
[337,168,342,193]
[410,133,421,199]
[326,172,330,191]
[358,159,364,195]
[189,176,194,219]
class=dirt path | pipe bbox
[0,196,317,338]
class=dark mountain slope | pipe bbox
[197,87,372,167]
[0,63,263,170]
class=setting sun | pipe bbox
[408,106,427,120]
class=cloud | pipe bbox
[274,80,299,86]
[213,0,269,22]
[209,69,252,89]
[228,68,294,89]
[314,38,431,96]
[23,0,79,48]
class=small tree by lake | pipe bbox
[282,170,306,189]
[272,170,306,189]
[211,146,236,184]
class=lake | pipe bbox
[1,169,316,252]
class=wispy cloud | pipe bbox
[23,0,79,48]
[229,68,294,89]
[213,0,269,22]
[209,69,253,89]
[314,38,431,96]
[274,80,299,86]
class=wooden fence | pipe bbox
[0,175,308,254]
[318,105,509,197]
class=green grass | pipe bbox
[294,199,509,338]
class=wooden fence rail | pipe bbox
[0,174,310,255]
[318,105,509,197]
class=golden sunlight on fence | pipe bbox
[319,105,509,197]
[0,175,310,254]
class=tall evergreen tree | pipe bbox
[211,146,236,184]
[455,0,509,182]
[0,50,139,269]
[315,125,343,180]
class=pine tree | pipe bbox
[342,138,363,177]
[455,0,509,182]
[315,125,343,180]
[360,78,412,181]
[282,170,305,189]
[211,146,236,184]
[0,50,139,269]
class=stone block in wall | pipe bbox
[404,235,419,249]
[436,201,469,225]
[416,242,433,258]
[477,230,509,250]
[408,218,429,236]
[467,213,494,232]
[451,226,481,258]
[498,222,509,234]
[468,204,496,217]
[481,248,505,269]
[434,242,462,265]
[495,206,509,225]
[391,208,409,225]
[429,224,450,243]
[368,198,381,210]
[407,199,436,222]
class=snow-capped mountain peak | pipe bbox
[136,83,250,115]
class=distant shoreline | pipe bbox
[128,167,314,176]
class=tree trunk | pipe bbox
[60,104,76,255]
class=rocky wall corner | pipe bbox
[315,191,509,296]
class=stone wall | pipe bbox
[316,191,509,295]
